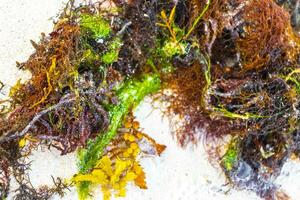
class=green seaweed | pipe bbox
[222,139,239,171]
[77,73,161,199]
[285,68,300,94]
[80,14,111,39]
[161,40,187,57]
[102,37,122,64]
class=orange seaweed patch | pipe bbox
[237,0,290,71]
[161,63,239,146]
[0,21,80,140]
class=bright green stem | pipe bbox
[77,73,161,199]
[183,0,210,39]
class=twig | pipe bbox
[116,21,132,36]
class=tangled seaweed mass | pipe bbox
[2,0,300,199]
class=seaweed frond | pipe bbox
[74,113,165,200]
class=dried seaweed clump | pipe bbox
[158,0,300,199]
[236,0,290,71]
[0,0,166,199]
[2,0,300,200]
[0,12,114,153]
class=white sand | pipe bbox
[0,1,299,200]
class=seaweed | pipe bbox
[73,112,165,200]
[76,73,161,198]
[2,0,300,199]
